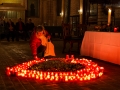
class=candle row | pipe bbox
[6,58,104,82]
[66,55,74,59]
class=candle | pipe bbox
[5,57,104,82]
[114,27,118,32]
[71,55,74,59]
[66,55,69,59]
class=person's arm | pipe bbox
[44,30,51,40]
[30,33,41,60]
[30,40,37,56]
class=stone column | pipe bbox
[64,0,70,23]
[41,0,43,25]
[24,0,27,10]
[61,0,64,22]
[79,0,83,24]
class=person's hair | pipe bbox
[36,25,44,32]
[28,18,31,21]
[19,18,22,20]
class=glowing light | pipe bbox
[60,12,63,17]
[78,9,82,14]
[108,8,112,25]
[6,55,104,82]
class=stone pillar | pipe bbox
[24,0,27,10]
[41,0,43,25]
[64,0,70,23]
[61,0,64,22]
[79,0,83,24]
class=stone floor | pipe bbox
[0,39,120,90]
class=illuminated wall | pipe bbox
[42,0,57,26]
[0,0,26,23]
[0,0,24,4]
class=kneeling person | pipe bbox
[30,25,51,60]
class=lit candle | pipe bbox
[71,55,74,59]
[114,27,118,32]
[5,57,104,82]
[66,55,69,59]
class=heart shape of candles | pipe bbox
[6,55,104,82]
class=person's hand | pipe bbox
[47,36,51,42]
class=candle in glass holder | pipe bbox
[71,55,74,59]
[66,55,69,59]
[114,27,118,32]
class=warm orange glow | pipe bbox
[79,0,83,24]
[6,55,104,82]
[108,8,112,25]
[60,12,63,17]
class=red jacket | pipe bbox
[30,29,50,56]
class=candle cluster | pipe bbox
[6,55,104,82]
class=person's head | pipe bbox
[8,19,12,23]
[18,18,22,22]
[9,18,11,21]
[28,18,32,23]
[36,25,44,36]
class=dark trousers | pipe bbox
[37,45,46,57]
[7,31,15,41]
